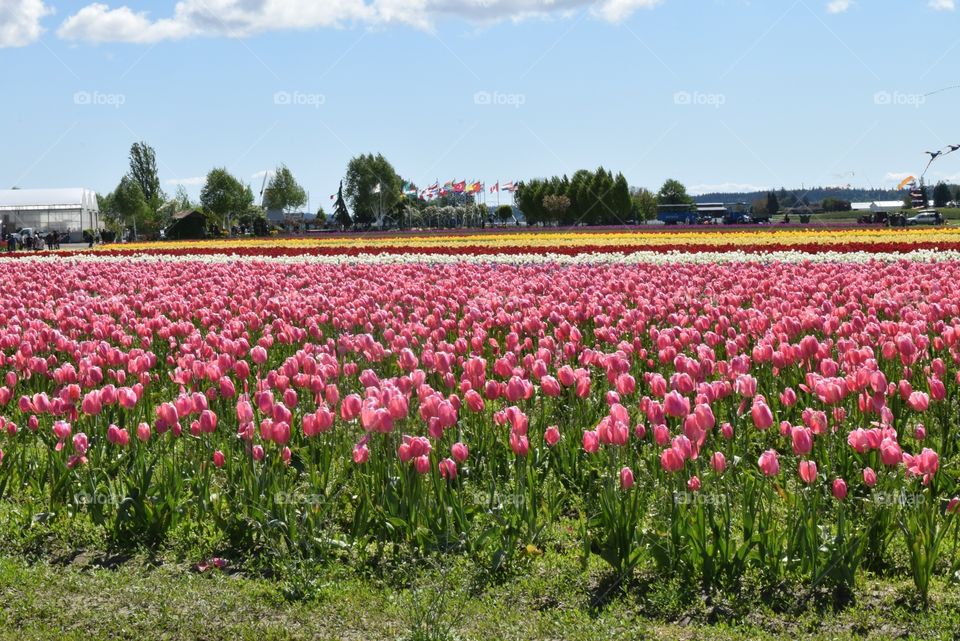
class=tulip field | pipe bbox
[2,231,960,638]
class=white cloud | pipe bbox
[0,0,52,47]
[825,0,852,14]
[58,0,663,43]
[252,169,275,181]
[165,176,205,186]
[688,183,770,195]
[929,0,955,10]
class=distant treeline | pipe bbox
[693,187,908,204]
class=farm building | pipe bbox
[0,188,101,242]
[851,200,904,212]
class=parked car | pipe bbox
[907,210,944,226]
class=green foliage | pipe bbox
[344,154,402,228]
[128,141,164,211]
[630,188,657,223]
[766,191,780,216]
[821,197,851,212]
[933,182,952,208]
[517,168,632,226]
[332,181,351,229]
[657,179,693,206]
[496,204,514,224]
[264,165,307,214]
[200,168,254,229]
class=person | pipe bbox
[5,234,13,252]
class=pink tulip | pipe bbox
[832,478,848,500]
[252,445,265,461]
[510,431,529,457]
[620,466,635,489]
[710,451,726,474]
[439,457,458,480]
[907,391,929,412]
[451,442,469,463]
[687,475,701,492]
[136,422,151,442]
[251,346,267,365]
[213,450,226,468]
[583,430,600,453]
[544,425,561,447]
[73,432,89,456]
[660,447,685,473]
[751,399,774,430]
[758,449,780,477]
[879,438,902,466]
[663,390,690,418]
[798,460,817,485]
[863,467,877,487]
[791,426,813,456]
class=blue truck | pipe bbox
[657,202,759,225]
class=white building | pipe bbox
[850,200,904,212]
[0,188,101,242]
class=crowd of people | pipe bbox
[4,231,66,251]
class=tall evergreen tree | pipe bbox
[332,181,351,229]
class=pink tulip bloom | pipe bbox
[415,454,431,474]
[544,425,561,447]
[136,422,151,442]
[251,346,268,365]
[439,457,458,480]
[451,442,469,462]
[832,478,848,500]
[710,451,726,474]
[213,450,226,468]
[720,422,734,440]
[687,475,701,492]
[751,399,774,431]
[252,445,265,461]
[72,432,89,456]
[792,427,813,456]
[509,431,529,457]
[907,391,930,413]
[863,467,877,487]
[917,448,939,475]
[199,409,218,434]
[758,449,780,477]
[663,391,690,418]
[879,438,902,466]
[620,466,635,490]
[798,460,817,485]
[582,430,600,453]
[660,447,685,473]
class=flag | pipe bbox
[428,182,439,191]
[502,181,517,192]
[443,180,455,191]
[489,182,499,193]
[466,181,481,194]
[330,194,335,200]
[453,180,466,193]
[372,183,381,194]
[403,181,418,196]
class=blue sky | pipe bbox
[1,0,959,208]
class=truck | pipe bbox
[656,204,699,225]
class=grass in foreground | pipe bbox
[1,548,959,641]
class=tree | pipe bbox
[344,154,402,228]
[263,165,307,214]
[314,206,327,229]
[821,197,851,212]
[496,204,513,225]
[200,168,254,231]
[332,181,352,229]
[110,175,151,237]
[933,182,952,208]
[128,141,163,211]
[766,191,780,216]
[542,194,571,223]
[657,179,693,206]
[630,188,657,223]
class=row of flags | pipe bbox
[406,180,518,200]
[332,181,518,201]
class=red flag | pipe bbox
[453,180,466,193]
[490,182,499,193]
